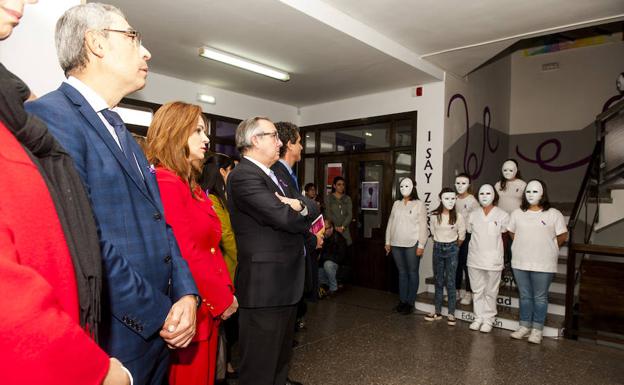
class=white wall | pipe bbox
[131,72,299,122]
[510,40,624,135]
[299,82,446,293]
[0,0,79,96]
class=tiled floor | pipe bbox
[282,286,624,385]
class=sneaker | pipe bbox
[424,313,442,321]
[469,321,482,331]
[318,286,327,299]
[480,323,493,333]
[528,329,543,344]
[296,318,306,331]
[447,315,457,326]
[460,292,472,305]
[510,326,531,339]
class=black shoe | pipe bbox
[400,304,414,315]
[393,301,406,312]
[286,379,303,385]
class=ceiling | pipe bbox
[101,0,624,107]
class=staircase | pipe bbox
[414,235,571,338]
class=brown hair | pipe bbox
[146,101,207,199]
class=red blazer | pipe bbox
[156,168,234,341]
[0,122,109,384]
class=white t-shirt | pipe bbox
[456,194,479,233]
[429,212,466,243]
[467,207,510,271]
[385,199,428,248]
[495,179,527,214]
[508,208,568,273]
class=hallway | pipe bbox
[288,286,624,385]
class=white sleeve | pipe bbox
[417,202,428,249]
[429,214,437,241]
[501,211,510,233]
[457,214,466,241]
[385,201,396,245]
[507,210,517,233]
[553,210,568,236]
[466,212,474,234]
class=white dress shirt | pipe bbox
[429,212,466,243]
[385,199,428,249]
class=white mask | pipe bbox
[454,176,470,195]
[525,181,544,206]
[399,178,414,198]
[441,192,456,211]
[502,160,518,180]
[478,184,495,207]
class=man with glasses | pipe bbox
[26,4,198,385]
[227,117,315,385]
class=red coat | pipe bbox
[0,121,109,384]
[155,168,234,385]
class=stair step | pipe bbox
[425,273,567,285]
[415,292,564,337]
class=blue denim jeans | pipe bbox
[512,268,554,330]
[391,246,421,304]
[318,260,339,292]
[433,241,459,314]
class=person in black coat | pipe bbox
[227,117,316,385]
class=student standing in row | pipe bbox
[454,173,479,305]
[495,159,526,268]
[466,184,509,333]
[385,177,428,315]
[425,188,466,326]
[508,180,567,344]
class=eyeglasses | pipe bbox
[255,131,279,141]
[103,28,142,47]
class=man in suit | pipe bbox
[227,117,314,385]
[26,4,198,385]
[272,122,322,330]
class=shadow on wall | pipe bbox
[444,93,595,203]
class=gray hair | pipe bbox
[236,116,273,153]
[55,3,125,76]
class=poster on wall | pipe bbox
[361,181,379,210]
[325,162,343,195]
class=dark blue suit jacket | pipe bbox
[26,83,198,364]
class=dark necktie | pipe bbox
[101,109,143,179]
[290,170,299,192]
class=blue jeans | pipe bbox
[512,268,554,330]
[391,246,421,304]
[318,260,339,292]
[433,241,459,314]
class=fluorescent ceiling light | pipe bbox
[197,93,216,104]
[114,106,153,127]
[199,46,290,82]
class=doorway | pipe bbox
[301,111,417,292]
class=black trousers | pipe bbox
[455,233,472,292]
[238,305,297,385]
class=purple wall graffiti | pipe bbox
[446,93,499,179]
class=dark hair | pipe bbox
[200,153,236,206]
[332,176,345,193]
[304,182,316,192]
[432,187,457,225]
[455,172,475,195]
[499,158,522,191]
[275,121,300,158]
[521,179,551,211]
[397,177,419,201]
[478,184,499,206]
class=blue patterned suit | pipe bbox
[26,82,198,385]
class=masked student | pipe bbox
[507,180,567,344]
[495,159,526,267]
[384,177,428,315]
[466,184,509,333]
[454,173,479,306]
[425,188,466,326]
